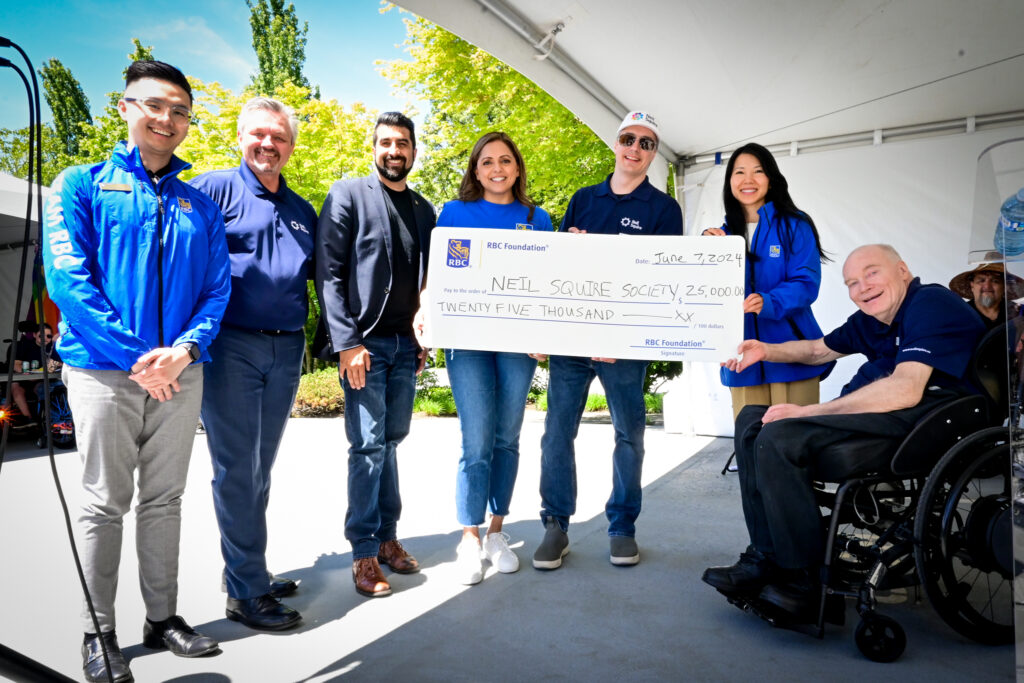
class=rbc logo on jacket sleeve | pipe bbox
[448,239,471,267]
[770,244,781,258]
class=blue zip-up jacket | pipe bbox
[43,142,231,371]
[719,201,832,387]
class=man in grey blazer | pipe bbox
[316,112,435,598]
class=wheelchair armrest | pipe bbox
[889,395,990,476]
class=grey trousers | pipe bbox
[64,364,203,633]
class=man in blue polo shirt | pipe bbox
[702,244,985,620]
[191,97,316,631]
[531,111,683,571]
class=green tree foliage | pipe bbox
[247,0,316,97]
[178,80,375,209]
[0,124,69,185]
[73,39,159,166]
[379,13,613,223]
[39,58,92,156]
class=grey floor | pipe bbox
[0,412,1014,682]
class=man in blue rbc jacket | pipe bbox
[43,61,230,683]
[190,97,316,632]
[531,111,683,571]
[316,112,435,598]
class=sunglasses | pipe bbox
[617,133,657,152]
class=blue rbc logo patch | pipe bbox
[769,244,781,258]
[448,239,471,267]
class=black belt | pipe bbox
[255,329,300,336]
[225,323,303,336]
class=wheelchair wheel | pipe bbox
[855,614,906,662]
[48,387,76,449]
[913,426,1013,645]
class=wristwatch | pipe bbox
[181,342,200,363]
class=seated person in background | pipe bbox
[948,262,1022,329]
[702,244,985,620]
[7,322,59,427]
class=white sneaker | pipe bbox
[483,532,520,573]
[456,537,483,585]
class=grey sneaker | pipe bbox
[610,536,639,566]
[532,520,569,570]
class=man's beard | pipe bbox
[376,158,411,183]
[978,293,999,308]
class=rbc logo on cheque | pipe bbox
[447,239,471,268]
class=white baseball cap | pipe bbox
[616,111,660,140]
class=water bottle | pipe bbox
[994,187,1024,256]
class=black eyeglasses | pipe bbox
[617,133,657,152]
[124,97,192,123]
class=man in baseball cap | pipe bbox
[530,110,682,571]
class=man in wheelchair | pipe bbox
[702,244,986,623]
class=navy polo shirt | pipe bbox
[191,163,316,331]
[560,175,683,236]
[823,278,985,396]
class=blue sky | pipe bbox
[0,0,420,130]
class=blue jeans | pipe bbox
[342,333,418,559]
[539,356,649,537]
[446,349,537,527]
[202,325,305,599]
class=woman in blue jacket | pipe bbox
[436,132,553,584]
[704,143,831,420]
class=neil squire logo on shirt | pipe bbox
[448,239,471,268]
[290,220,309,234]
[770,244,781,257]
[619,216,643,231]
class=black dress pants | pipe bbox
[733,390,960,569]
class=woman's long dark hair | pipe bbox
[722,142,829,263]
[457,131,537,211]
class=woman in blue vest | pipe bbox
[704,143,831,420]
[436,132,553,584]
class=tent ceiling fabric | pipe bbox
[0,173,47,248]
[396,0,1024,163]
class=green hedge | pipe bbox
[292,367,344,417]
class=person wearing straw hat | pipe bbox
[948,263,1022,330]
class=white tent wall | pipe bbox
[0,173,46,359]
[669,123,1024,437]
[0,250,33,354]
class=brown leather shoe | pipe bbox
[377,539,420,574]
[352,558,391,598]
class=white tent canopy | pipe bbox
[0,173,48,346]
[396,0,1024,166]
[396,0,1024,434]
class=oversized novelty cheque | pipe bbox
[422,228,745,362]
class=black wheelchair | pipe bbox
[32,377,76,449]
[0,374,76,450]
[727,324,1013,662]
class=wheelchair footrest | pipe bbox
[720,591,845,634]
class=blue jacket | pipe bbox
[315,173,435,353]
[719,201,831,387]
[43,142,231,371]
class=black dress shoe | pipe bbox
[758,569,819,620]
[702,547,775,595]
[269,574,299,598]
[142,615,220,657]
[226,594,302,631]
[82,631,132,683]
